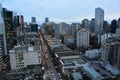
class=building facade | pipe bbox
[16,15,24,43]
[95,7,104,34]
[101,37,120,69]
[45,17,49,23]
[3,8,15,51]
[76,28,89,47]
[116,28,120,37]
[31,17,36,23]
[30,23,38,33]
[89,18,95,33]
[0,4,7,71]
[101,43,110,61]
[9,45,42,70]
[70,23,81,36]
[118,18,120,28]
[58,22,69,35]
[0,35,4,71]
[82,19,89,29]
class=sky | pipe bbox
[0,0,120,24]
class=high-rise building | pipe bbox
[3,8,15,51]
[82,19,89,29]
[16,15,24,43]
[110,19,118,33]
[19,15,24,27]
[76,28,89,47]
[45,17,49,23]
[70,23,76,35]
[101,42,110,61]
[95,7,104,34]
[0,35,6,71]
[13,12,17,34]
[30,23,38,33]
[31,17,36,23]
[103,21,109,33]
[115,28,120,37]
[51,22,59,38]
[118,18,120,28]
[0,4,7,71]
[89,18,95,33]
[58,22,69,35]
[101,37,120,68]
[70,23,81,37]
[29,17,38,33]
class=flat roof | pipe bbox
[9,45,41,53]
[104,63,120,76]
[82,64,103,79]
[61,58,86,67]
[63,58,85,64]
[71,72,83,80]
[51,44,72,51]
[60,55,80,60]
[55,51,76,57]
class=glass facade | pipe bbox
[95,7,104,34]
[3,8,15,52]
[0,4,7,71]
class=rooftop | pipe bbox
[104,63,120,76]
[81,64,103,80]
[9,45,41,53]
[55,51,76,57]
[61,58,86,68]
[71,72,83,80]
[52,44,72,52]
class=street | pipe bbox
[40,32,61,80]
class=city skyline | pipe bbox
[0,0,120,23]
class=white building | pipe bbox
[9,45,42,70]
[95,7,104,34]
[77,28,89,47]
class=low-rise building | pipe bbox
[70,72,83,80]
[55,50,86,73]
[47,38,61,46]
[85,49,100,59]
[81,64,103,80]
[60,34,74,44]
[9,45,42,70]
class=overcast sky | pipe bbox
[0,0,120,23]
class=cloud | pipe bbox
[1,0,120,23]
